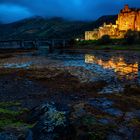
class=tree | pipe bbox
[97,35,111,45]
[124,30,136,44]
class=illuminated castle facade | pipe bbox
[85,5,140,40]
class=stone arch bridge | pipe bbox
[0,39,71,52]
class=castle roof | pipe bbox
[130,8,140,11]
[121,5,140,13]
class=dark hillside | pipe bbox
[0,15,117,39]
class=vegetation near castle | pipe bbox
[97,35,112,45]
[124,30,140,45]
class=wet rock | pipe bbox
[0,132,18,140]
[69,67,99,83]
[107,134,123,140]
[124,85,140,95]
[70,102,113,139]
[0,127,32,140]
[105,108,123,117]
[71,103,87,119]
[125,110,140,121]
[29,103,69,140]
[133,110,140,118]
[118,126,134,140]
[4,62,32,69]
[88,98,113,109]
[0,133,17,140]
[28,69,63,80]
[99,83,124,94]
[125,112,135,122]
[109,125,140,140]
[98,118,114,125]
[59,66,103,83]
[88,98,123,117]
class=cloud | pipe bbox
[0,0,140,23]
[0,4,32,23]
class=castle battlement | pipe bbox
[121,5,140,13]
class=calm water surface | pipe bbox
[52,50,140,93]
[46,51,140,84]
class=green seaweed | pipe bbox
[0,119,34,129]
[0,101,21,108]
[0,108,22,116]
[0,101,32,130]
[82,115,98,126]
[128,119,140,127]
[88,131,106,140]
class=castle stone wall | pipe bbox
[98,24,119,38]
[135,11,140,31]
[85,30,98,40]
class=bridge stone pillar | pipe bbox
[59,40,66,54]
[20,40,24,48]
[52,40,55,48]
[62,40,66,48]
[49,40,55,53]
[32,40,38,48]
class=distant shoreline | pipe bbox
[66,44,140,51]
[0,44,139,53]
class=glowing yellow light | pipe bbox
[85,54,139,80]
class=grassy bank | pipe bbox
[70,44,140,51]
[72,35,140,51]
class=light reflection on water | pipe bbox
[85,54,140,83]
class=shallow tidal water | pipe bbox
[47,50,140,93]
[0,49,140,93]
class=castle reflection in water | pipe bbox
[85,54,139,82]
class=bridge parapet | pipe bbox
[0,39,71,49]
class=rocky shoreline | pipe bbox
[0,51,140,140]
[0,67,140,140]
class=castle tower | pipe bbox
[123,4,130,12]
[117,4,137,31]
[135,11,140,31]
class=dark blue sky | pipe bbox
[0,0,140,23]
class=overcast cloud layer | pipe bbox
[0,0,140,23]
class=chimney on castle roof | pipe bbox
[124,4,129,11]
